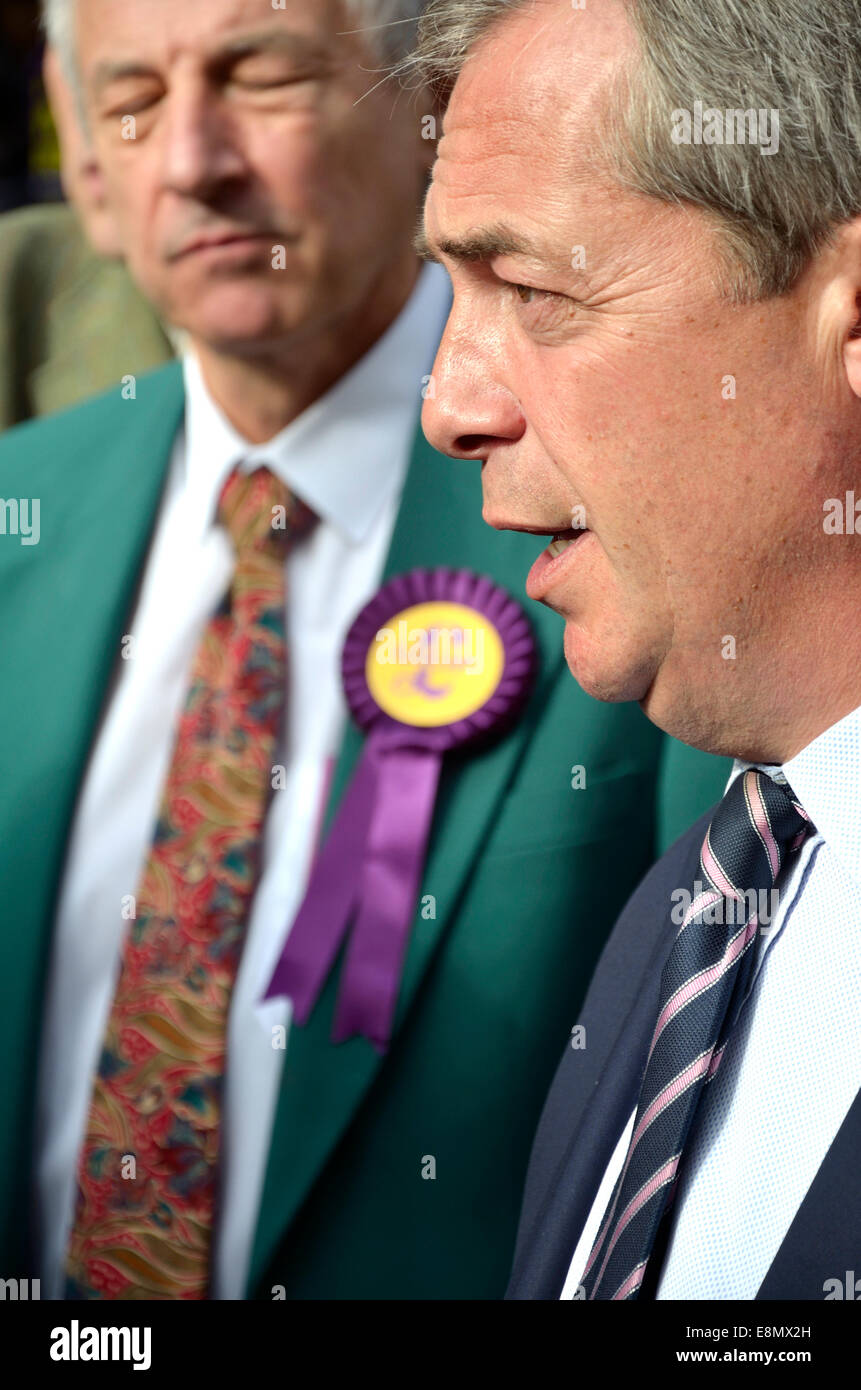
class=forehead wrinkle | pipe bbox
[429,121,603,280]
[92,26,331,78]
[437,54,616,205]
[424,5,641,289]
[80,0,340,81]
[216,28,335,61]
[419,175,574,276]
[438,0,633,187]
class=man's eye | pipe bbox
[511,283,558,306]
[231,63,313,89]
[101,88,162,118]
[507,281,580,334]
[235,76,293,89]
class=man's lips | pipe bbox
[171,230,274,260]
[526,526,594,603]
[483,512,593,601]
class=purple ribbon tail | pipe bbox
[331,743,442,1052]
[262,747,379,1020]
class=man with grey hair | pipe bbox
[415,0,861,1299]
[0,0,727,1301]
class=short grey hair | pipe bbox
[42,0,431,88]
[405,0,861,303]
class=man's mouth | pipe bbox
[170,228,275,261]
[481,512,593,600]
[526,523,594,603]
[545,526,589,559]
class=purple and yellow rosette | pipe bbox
[264,567,537,1052]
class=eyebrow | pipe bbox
[217,29,333,65]
[415,219,532,262]
[91,60,158,92]
[91,29,331,94]
[414,217,570,276]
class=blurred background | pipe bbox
[0,0,62,211]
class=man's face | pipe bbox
[421,0,852,748]
[76,0,429,352]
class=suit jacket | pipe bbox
[507,806,861,1300]
[0,361,730,1298]
[0,202,172,431]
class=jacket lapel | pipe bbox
[756,1085,861,1299]
[507,816,709,1299]
[0,364,184,1268]
[248,423,567,1293]
[507,908,678,1298]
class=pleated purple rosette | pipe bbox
[263,567,537,1052]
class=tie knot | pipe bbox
[217,465,315,557]
[707,768,812,891]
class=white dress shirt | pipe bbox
[562,701,861,1299]
[34,261,453,1300]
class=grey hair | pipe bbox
[404,0,861,303]
[42,0,431,89]
[342,0,431,61]
[41,0,75,81]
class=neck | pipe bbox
[648,572,861,764]
[192,255,422,444]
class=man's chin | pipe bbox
[562,621,656,705]
[160,276,303,347]
[174,303,297,357]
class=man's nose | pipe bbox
[421,318,525,461]
[160,80,247,200]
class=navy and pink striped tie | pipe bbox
[581,769,812,1300]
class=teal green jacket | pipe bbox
[0,363,729,1298]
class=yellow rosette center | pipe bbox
[366,602,505,728]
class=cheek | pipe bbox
[250,98,394,213]
[525,357,726,531]
[103,161,158,265]
[511,342,638,474]
[526,324,717,444]
[246,124,328,219]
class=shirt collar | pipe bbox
[180,261,452,544]
[727,701,861,892]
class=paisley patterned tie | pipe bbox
[65,466,314,1300]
